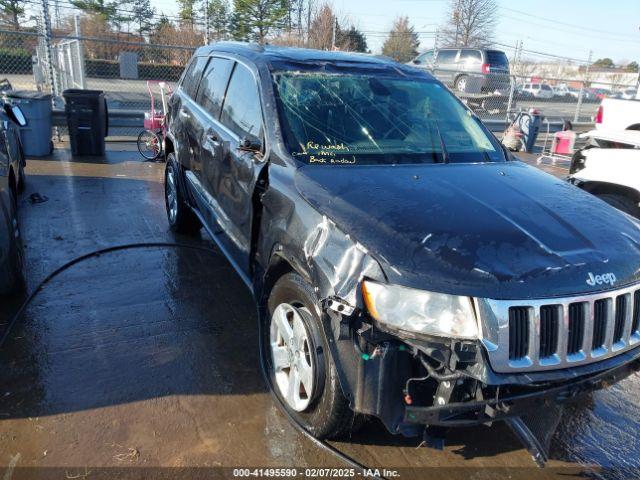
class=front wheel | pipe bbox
[137,129,162,161]
[164,154,201,234]
[0,191,25,295]
[265,273,357,439]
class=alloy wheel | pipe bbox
[270,303,315,412]
[166,167,178,224]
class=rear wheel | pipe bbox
[137,129,162,161]
[596,193,640,218]
[455,75,468,92]
[265,273,357,439]
[164,154,201,234]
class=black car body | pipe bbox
[0,102,26,295]
[164,43,640,443]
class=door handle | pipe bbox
[179,110,191,119]
[207,133,221,146]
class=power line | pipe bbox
[500,6,640,42]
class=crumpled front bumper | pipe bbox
[403,346,640,427]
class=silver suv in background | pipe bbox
[411,48,511,94]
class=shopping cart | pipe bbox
[536,120,577,167]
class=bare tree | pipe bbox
[307,3,335,50]
[382,16,419,63]
[441,0,497,47]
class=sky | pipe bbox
[48,0,640,65]
[326,0,640,64]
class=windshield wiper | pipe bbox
[432,120,450,164]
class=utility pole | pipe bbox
[574,50,593,123]
[453,0,461,47]
[74,14,86,89]
[40,0,58,99]
[204,0,210,44]
[505,39,522,123]
[331,15,337,50]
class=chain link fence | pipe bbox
[3,1,638,140]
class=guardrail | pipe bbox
[51,109,580,136]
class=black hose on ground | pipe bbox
[0,242,381,478]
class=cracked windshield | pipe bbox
[274,72,504,165]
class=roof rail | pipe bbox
[212,41,264,52]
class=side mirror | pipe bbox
[4,104,27,127]
[238,136,262,153]
[412,59,420,65]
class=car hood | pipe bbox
[294,161,640,299]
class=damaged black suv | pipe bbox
[164,42,640,449]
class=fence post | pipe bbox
[574,50,592,123]
[204,0,210,44]
[74,14,86,88]
[505,40,522,125]
[39,0,59,98]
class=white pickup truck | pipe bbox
[568,129,640,217]
[596,91,640,130]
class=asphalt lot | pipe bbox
[0,144,638,479]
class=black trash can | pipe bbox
[63,89,108,156]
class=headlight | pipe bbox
[362,280,478,339]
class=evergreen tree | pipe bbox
[178,0,201,28]
[337,25,368,53]
[208,0,231,40]
[232,0,287,43]
[0,0,24,31]
[129,0,156,36]
[70,0,118,22]
[382,16,419,63]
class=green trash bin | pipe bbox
[4,91,53,157]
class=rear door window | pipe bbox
[459,49,482,64]
[181,56,208,99]
[196,57,234,118]
[220,63,263,140]
[436,50,458,64]
[541,84,552,91]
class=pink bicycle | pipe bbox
[137,80,172,161]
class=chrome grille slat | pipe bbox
[476,283,640,373]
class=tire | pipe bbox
[164,154,201,234]
[596,194,640,218]
[17,157,25,193]
[0,190,25,296]
[454,75,468,93]
[265,272,356,439]
[137,129,162,161]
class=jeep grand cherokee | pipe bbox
[163,42,640,443]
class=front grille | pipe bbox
[592,299,608,349]
[509,307,529,360]
[478,282,640,373]
[567,303,585,355]
[614,295,628,343]
[539,305,559,358]
[632,291,640,333]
